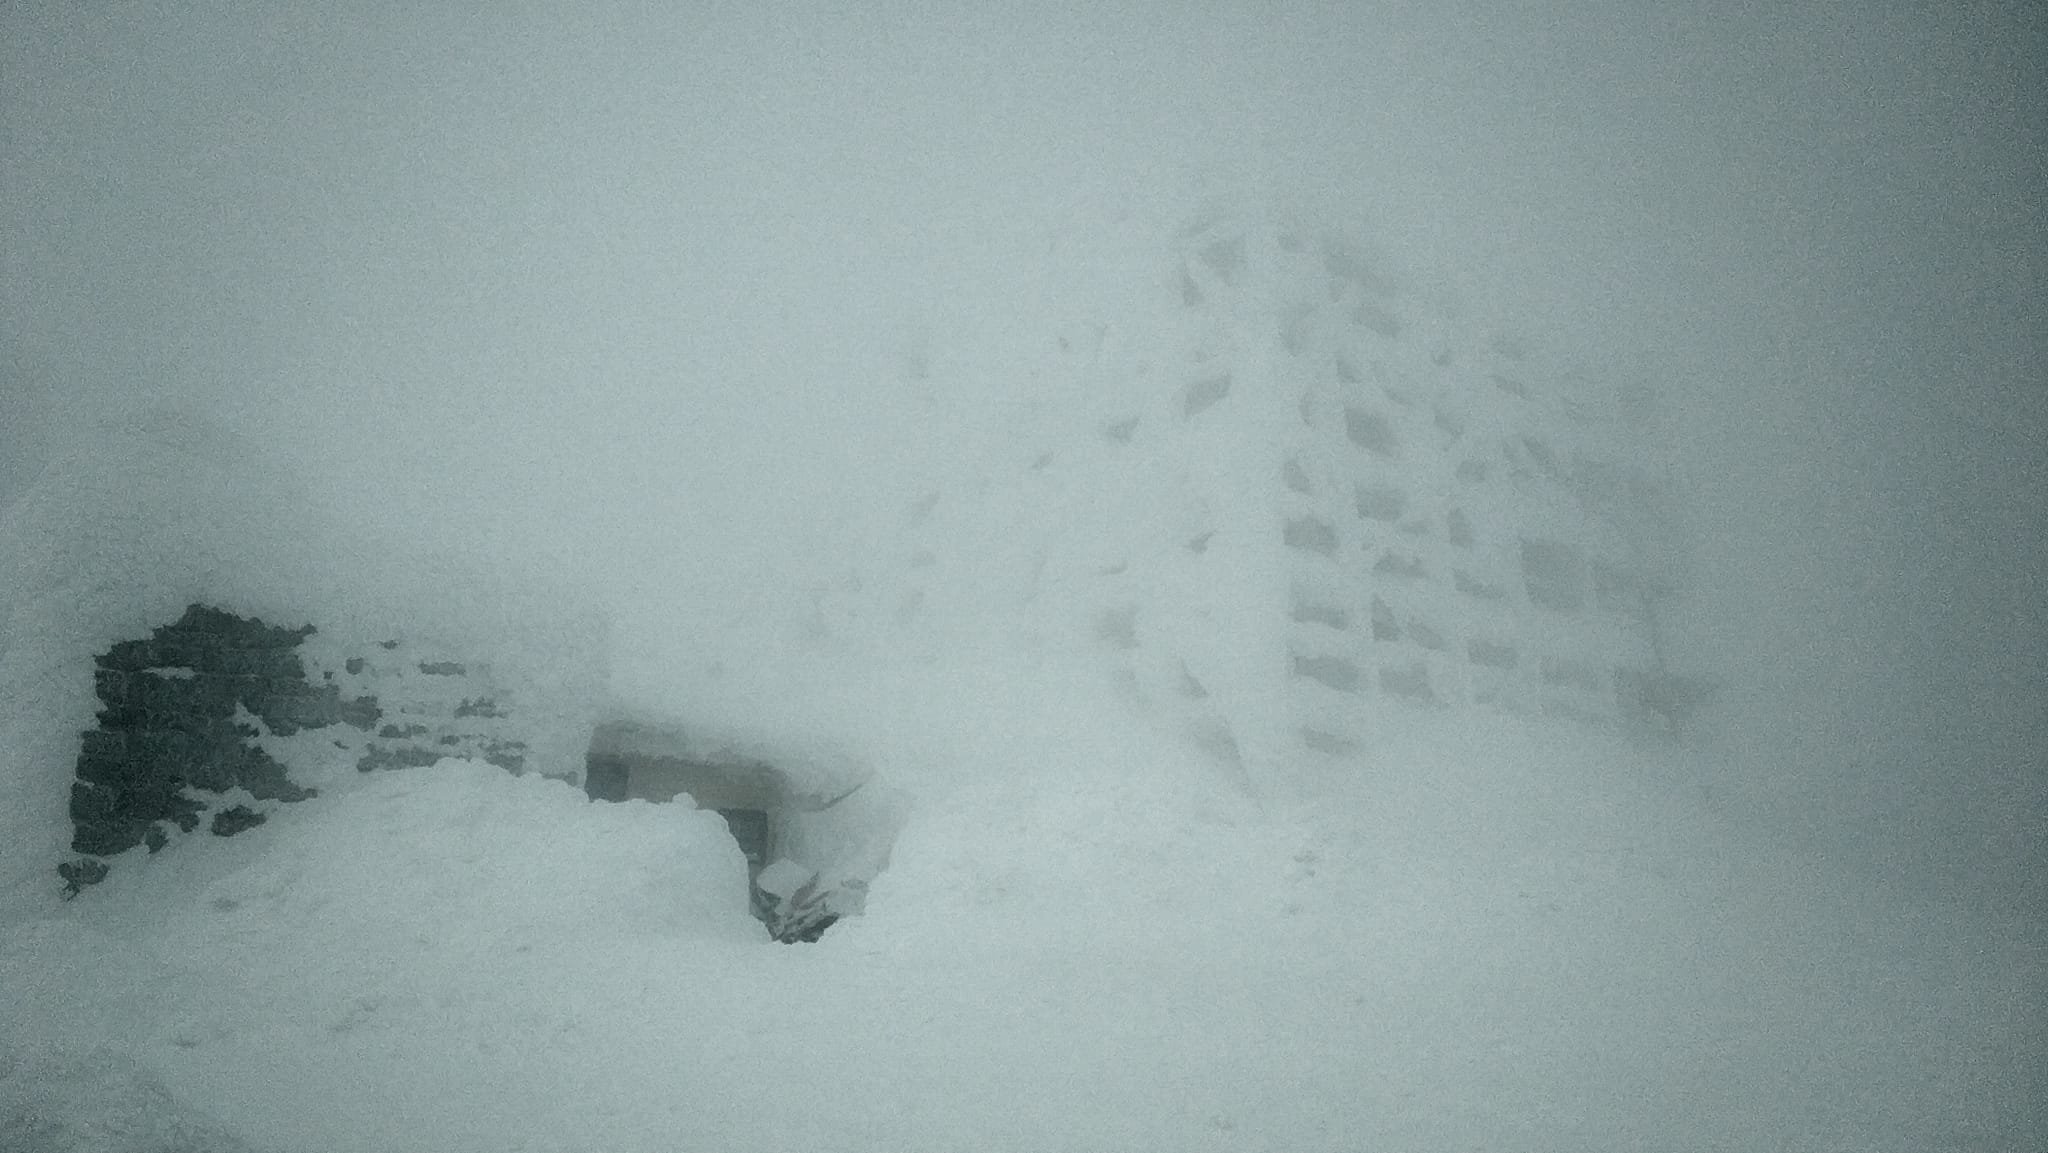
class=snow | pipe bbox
[2,1046,262,1153]
[3,714,2039,1151]
[2,8,2040,1147]
[0,239,2035,1153]
[0,416,2036,1146]
[754,859,814,901]
[0,254,2032,1153]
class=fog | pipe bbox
[4,1,2043,901]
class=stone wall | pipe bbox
[61,603,567,896]
[306,638,536,779]
[64,605,375,892]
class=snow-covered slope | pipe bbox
[3,718,2037,1152]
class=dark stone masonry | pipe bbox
[62,604,381,895]
[59,602,548,896]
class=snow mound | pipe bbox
[132,759,762,964]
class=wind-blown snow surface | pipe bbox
[4,4,2042,1145]
[4,718,2039,1152]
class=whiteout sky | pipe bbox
[3,1,2043,893]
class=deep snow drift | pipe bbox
[3,713,2039,1152]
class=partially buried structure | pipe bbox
[847,201,1691,794]
[582,717,876,941]
[8,196,1693,921]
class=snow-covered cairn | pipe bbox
[851,199,1684,795]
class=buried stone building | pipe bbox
[0,416,889,932]
[47,603,887,940]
